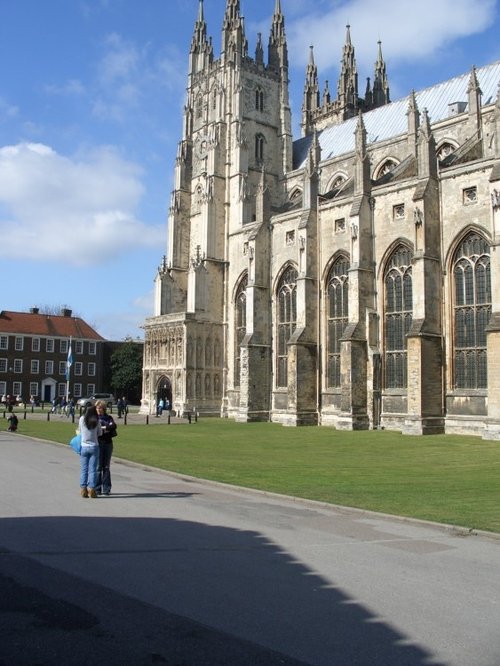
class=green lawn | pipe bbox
[11,416,500,534]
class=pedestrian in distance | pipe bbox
[157,398,164,417]
[7,413,18,431]
[95,400,117,495]
[117,397,124,418]
[78,405,101,498]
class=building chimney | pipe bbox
[30,307,39,314]
[61,308,72,317]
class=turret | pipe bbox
[255,32,264,67]
[268,0,288,71]
[189,0,213,75]
[467,65,482,139]
[269,0,292,172]
[301,46,320,136]
[417,108,437,180]
[406,90,420,155]
[221,0,247,62]
[354,111,370,194]
[337,25,358,117]
[372,40,390,107]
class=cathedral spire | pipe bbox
[222,0,247,59]
[337,24,359,118]
[301,46,320,136]
[372,40,390,107]
[255,32,264,66]
[189,0,212,73]
[268,0,288,70]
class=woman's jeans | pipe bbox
[80,444,99,489]
[96,440,113,493]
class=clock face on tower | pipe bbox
[195,134,209,159]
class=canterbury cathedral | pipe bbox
[142,0,500,440]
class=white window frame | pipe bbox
[75,341,83,354]
[46,338,55,353]
[31,360,39,374]
[32,337,40,352]
[75,362,83,376]
[87,383,96,396]
[88,362,96,376]
[45,360,54,375]
[15,336,24,351]
[0,336,8,350]
[88,341,97,355]
[14,359,23,373]
[60,339,68,354]
[0,358,7,373]
[73,383,83,397]
[30,382,38,398]
[13,381,22,397]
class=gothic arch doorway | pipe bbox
[156,375,172,409]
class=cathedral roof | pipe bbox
[294,60,500,169]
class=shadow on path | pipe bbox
[0,515,442,665]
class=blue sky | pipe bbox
[0,0,499,340]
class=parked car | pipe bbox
[77,393,115,409]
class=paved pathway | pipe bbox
[1,433,499,665]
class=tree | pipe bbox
[110,338,143,404]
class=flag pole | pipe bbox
[66,336,73,404]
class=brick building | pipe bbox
[0,308,108,405]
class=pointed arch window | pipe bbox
[327,256,349,387]
[255,133,265,163]
[384,246,413,388]
[255,87,264,112]
[234,274,248,387]
[276,266,297,388]
[453,232,491,389]
[195,94,203,119]
[375,158,398,181]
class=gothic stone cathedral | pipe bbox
[142,0,500,440]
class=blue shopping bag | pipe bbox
[69,433,82,454]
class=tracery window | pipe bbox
[453,233,491,389]
[376,159,398,180]
[276,266,297,388]
[437,142,456,162]
[234,274,247,387]
[326,256,349,387]
[384,245,413,388]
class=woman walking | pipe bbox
[79,405,101,498]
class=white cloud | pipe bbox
[286,0,497,71]
[0,142,163,266]
[0,97,19,119]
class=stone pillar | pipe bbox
[484,176,500,440]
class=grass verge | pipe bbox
[11,417,500,534]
